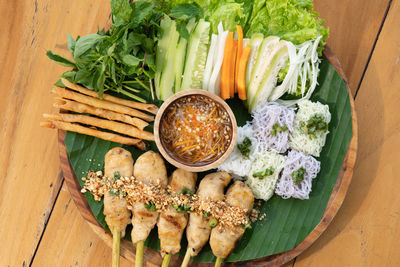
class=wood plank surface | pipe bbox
[0,0,109,266]
[295,0,400,266]
[314,0,390,94]
[32,184,132,267]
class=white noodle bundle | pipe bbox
[275,150,320,199]
[252,102,295,153]
[246,151,286,201]
[289,99,331,157]
[218,122,258,179]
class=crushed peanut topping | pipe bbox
[82,171,251,228]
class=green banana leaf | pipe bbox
[65,58,352,262]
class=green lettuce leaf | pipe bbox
[246,0,329,49]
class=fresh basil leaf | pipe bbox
[54,79,65,88]
[61,70,77,81]
[109,59,117,84]
[131,0,154,25]
[74,34,107,59]
[111,0,132,26]
[67,33,76,54]
[75,69,91,83]
[46,51,76,68]
[122,54,141,67]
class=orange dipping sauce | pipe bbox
[159,94,233,166]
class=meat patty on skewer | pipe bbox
[210,181,254,259]
[131,151,168,244]
[158,169,197,256]
[186,172,231,257]
[103,147,133,237]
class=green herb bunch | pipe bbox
[47,0,201,103]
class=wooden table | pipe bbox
[1,0,399,266]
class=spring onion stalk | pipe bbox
[161,253,171,267]
[181,248,191,267]
[112,227,121,267]
[215,257,223,267]
[135,241,144,267]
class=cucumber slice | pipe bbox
[174,19,196,93]
[159,20,179,100]
[155,16,173,99]
[180,19,210,91]
[202,33,218,92]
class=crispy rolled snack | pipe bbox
[52,86,154,122]
[40,121,146,150]
[61,78,158,115]
[54,98,149,130]
[43,113,154,141]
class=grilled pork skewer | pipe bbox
[210,181,254,266]
[104,147,134,267]
[158,169,197,267]
[182,172,231,267]
[131,151,168,267]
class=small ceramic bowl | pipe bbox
[154,89,237,172]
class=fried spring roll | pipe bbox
[43,113,154,141]
[40,121,146,150]
[54,98,149,130]
[52,86,154,121]
[61,78,158,115]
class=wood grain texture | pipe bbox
[295,0,400,266]
[314,0,390,95]
[58,48,357,266]
[32,184,132,267]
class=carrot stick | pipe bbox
[221,32,233,100]
[231,40,238,98]
[237,46,252,100]
[235,25,243,94]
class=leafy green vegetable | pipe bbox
[173,203,192,213]
[208,2,245,33]
[145,201,157,211]
[299,114,328,138]
[253,167,275,179]
[245,0,329,53]
[291,167,306,185]
[113,171,120,181]
[181,187,195,196]
[237,137,252,158]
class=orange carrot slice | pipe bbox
[231,40,238,98]
[235,25,243,94]
[221,32,233,100]
[237,46,252,100]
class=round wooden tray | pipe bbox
[58,46,358,267]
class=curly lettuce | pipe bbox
[245,0,329,49]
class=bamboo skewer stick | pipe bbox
[135,240,144,267]
[181,248,191,267]
[215,257,223,267]
[161,253,171,267]
[112,227,121,267]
